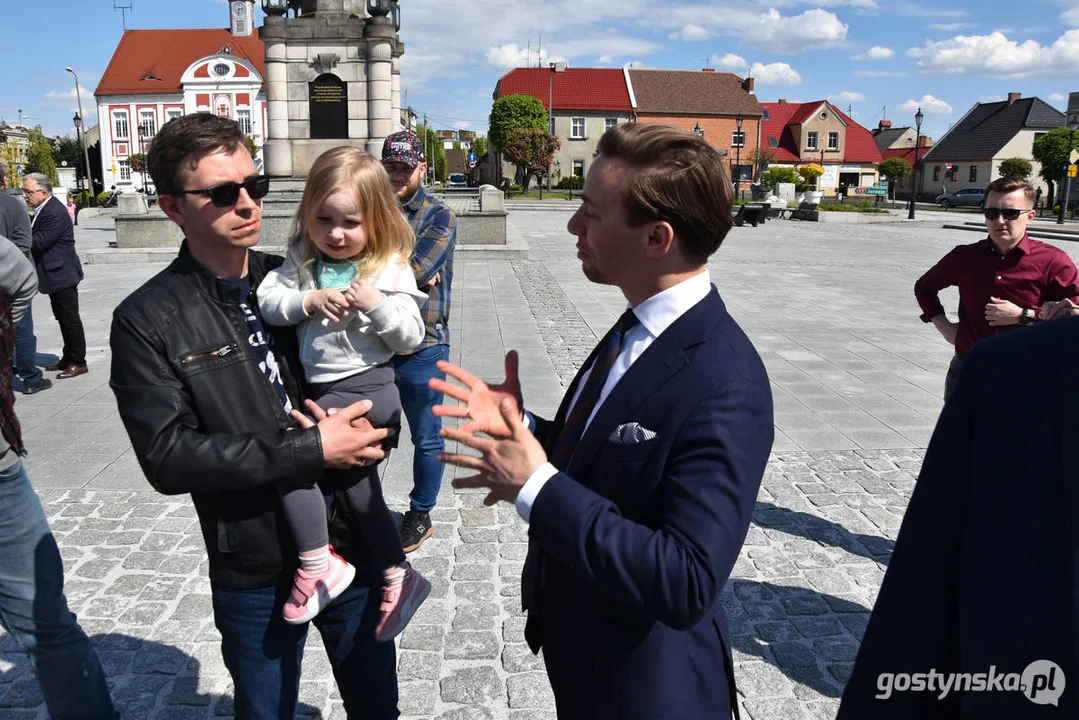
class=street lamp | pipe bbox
[1057,117,1079,225]
[735,113,743,201]
[907,106,924,220]
[66,66,94,199]
[693,123,704,137]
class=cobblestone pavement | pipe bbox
[2,209,1077,718]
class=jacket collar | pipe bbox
[173,239,272,303]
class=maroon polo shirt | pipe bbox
[914,234,1079,358]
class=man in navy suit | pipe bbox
[432,122,774,719]
[837,318,1078,718]
[22,173,87,378]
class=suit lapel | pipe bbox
[566,289,724,477]
[1056,321,1079,681]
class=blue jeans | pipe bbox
[0,460,116,719]
[211,572,398,719]
[14,308,44,387]
[392,344,450,513]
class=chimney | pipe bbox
[701,68,715,72]
[778,98,787,105]
[878,120,892,130]
[743,77,754,94]
[1007,92,1021,104]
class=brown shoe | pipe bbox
[56,364,88,379]
[44,362,68,371]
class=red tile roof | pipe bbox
[761,101,882,164]
[495,68,631,113]
[881,146,925,169]
[96,29,265,96]
[629,69,762,117]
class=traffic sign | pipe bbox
[468,161,477,169]
[467,152,477,163]
[1068,164,1077,178]
[1070,149,1079,164]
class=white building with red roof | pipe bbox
[94,0,264,191]
[761,99,883,196]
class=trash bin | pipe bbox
[750,184,768,201]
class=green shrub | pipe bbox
[509,183,522,193]
[96,191,111,205]
[557,176,584,190]
[817,202,888,214]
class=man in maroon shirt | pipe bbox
[915,177,1079,400]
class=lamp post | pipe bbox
[693,122,704,137]
[735,113,743,201]
[907,106,924,220]
[66,67,93,200]
[1057,118,1079,225]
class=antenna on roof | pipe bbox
[113,0,133,31]
[701,57,711,70]
[538,34,542,68]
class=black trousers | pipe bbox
[48,286,86,367]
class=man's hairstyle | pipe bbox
[595,122,734,264]
[292,146,414,282]
[24,172,53,194]
[0,160,7,182]
[985,177,1035,205]
[147,113,248,197]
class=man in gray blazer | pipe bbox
[0,163,48,394]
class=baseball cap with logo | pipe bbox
[381,131,426,168]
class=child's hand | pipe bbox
[304,288,351,322]
[345,278,384,313]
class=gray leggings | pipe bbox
[280,366,406,569]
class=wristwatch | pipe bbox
[1018,308,1034,326]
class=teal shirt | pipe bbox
[316,259,360,290]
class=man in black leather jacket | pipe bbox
[110,113,400,719]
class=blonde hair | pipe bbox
[292,146,414,282]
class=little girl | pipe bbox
[258,146,430,641]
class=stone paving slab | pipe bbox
[5,210,1079,718]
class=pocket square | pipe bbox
[609,422,658,444]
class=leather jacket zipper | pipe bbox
[181,343,239,364]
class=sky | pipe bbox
[3,0,1078,147]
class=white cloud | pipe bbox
[484,44,550,70]
[748,62,803,86]
[44,89,78,100]
[741,8,849,53]
[896,5,966,18]
[1064,7,1079,26]
[828,91,865,102]
[668,24,711,42]
[907,29,1079,77]
[852,45,894,60]
[1050,92,1067,101]
[899,95,952,114]
[716,53,747,68]
[980,95,1006,102]
[452,120,473,130]
[929,22,977,31]
[623,60,647,69]
[851,70,907,77]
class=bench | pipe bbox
[785,201,819,221]
[733,202,770,227]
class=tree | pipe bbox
[128,153,148,190]
[24,127,58,185]
[501,127,560,192]
[473,137,487,159]
[488,94,548,155]
[52,135,81,169]
[1032,128,1078,207]
[877,157,912,202]
[998,157,1032,180]
[747,147,778,182]
[797,162,825,190]
[760,166,800,190]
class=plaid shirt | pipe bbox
[401,184,456,351]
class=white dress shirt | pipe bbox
[515,269,712,521]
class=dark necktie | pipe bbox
[522,308,639,612]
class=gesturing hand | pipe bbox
[304,288,351,323]
[1039,299,1079,321]
[444,398,548,506]
[429,351,524,438]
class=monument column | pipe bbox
[364,15,395,156]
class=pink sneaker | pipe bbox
[374,563,431,642]
[282,549,356,625]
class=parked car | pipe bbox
[446,173,468,189]
[935,187,985,208]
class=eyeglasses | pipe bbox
[983,207,1032,221]
[21,188,45,196]
[177,176,270,207]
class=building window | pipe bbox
[806,131,818,150]
[139,110,157,141]
[549,117,555,135]
[827,131,839,150]
[572,160,584,177]
[237,109,252,135]
[767,136,779,148]
[119,159,131,181]
[605,118,617,132]
[969,165,977,182]
[762,108,770,120]
[731,164,751,182]
[933,165,941,181]
[946,164,957,181]
[731,130,745,147]
[570,117,585,139]
[166,108,182,122]
[113,110,129,140]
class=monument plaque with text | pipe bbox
[309,74,348,139]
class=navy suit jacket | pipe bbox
[525,287,774,720]
[30,195,83,294]
[838,318,1079,718]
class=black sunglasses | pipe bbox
[983,207,1032,221]
[178,176,270,207]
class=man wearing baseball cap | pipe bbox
[381,130,458,553]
